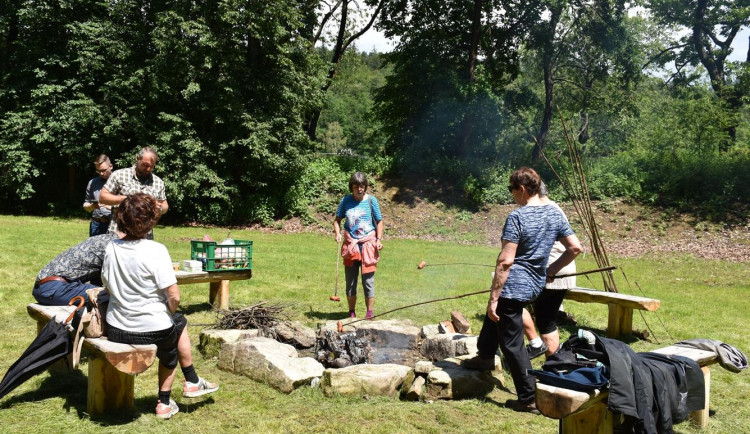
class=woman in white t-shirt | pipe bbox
[102,193,218,419]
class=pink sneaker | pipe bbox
[365,310,373,320]
[183,377,219,398]
[155,399,179,419]
[349,311,356,318]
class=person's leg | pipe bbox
[89,220,99,237]
[344,262,360,316]
[534,289,567,355]
[33,280,98,305]
[462,315,500,370]
[523,308,547,359]
[362,271,375,318]
[523,308,539,341]
[497,298,536,404]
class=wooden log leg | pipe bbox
[606,305,633,338]
[87,356,135,415]
[209,280,230,310]
[688,366,711,428]
[560,401,614,434]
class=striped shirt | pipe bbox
[336,194,383,239]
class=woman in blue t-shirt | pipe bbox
[491,167,582,413]
[333,172,384,319]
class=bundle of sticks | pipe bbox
[213,301,288,330]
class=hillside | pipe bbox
[260,178,750,263]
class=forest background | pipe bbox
[2,0,749,227]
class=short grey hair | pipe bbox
[137,147,159,163]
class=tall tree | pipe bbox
[375,0,542,177]
[645,0,750,150]
[305,0,386,140]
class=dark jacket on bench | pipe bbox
[598,337,704,434]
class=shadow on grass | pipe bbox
[303,310,351,321]
[0,369,88,411]
[179,303,215,316]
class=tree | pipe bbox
[304,0,387,140]
[645,0,750,150]
[374,0,543,179]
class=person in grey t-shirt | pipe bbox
[83,154,114,236]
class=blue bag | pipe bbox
[529,365,610,392]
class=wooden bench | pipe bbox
[563,288,660,338]
[27,303,157,415]
[176,269,252,310]
[536,345,718,433]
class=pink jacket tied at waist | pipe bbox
[342,231,379,274]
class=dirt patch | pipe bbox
[248,179,750,263]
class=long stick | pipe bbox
[340,266,617,329]
[555,265,616,279]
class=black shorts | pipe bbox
[533,289,567,335]
[107,313,187,369]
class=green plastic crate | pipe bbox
[190,240,253,271]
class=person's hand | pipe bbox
[335,233,341,244]
[487,299,499,322]
[376,239,383,250]
[546,274,555,284]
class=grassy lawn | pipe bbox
[0,215,748,433]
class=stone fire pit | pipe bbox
[199,318,504,400]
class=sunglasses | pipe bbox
[507,185,516,193]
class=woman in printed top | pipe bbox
[333,172,384,319]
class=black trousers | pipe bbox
[478,298,536,403]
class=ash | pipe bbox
[315,330,371,368]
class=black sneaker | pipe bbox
[505,399,541,415]
[461,356,495,371]
[526,342,549,360]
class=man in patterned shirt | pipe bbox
[99,147,168,239]
[33,232,122,305]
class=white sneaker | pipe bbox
[155,399,179,419]
[183,377,219,398]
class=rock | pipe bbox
[450,311,471,334]
[406,376,426,401]
[321,364,413,398]
[420,324,440,338]
[274,321,316,348]
[218,336,324,393]
[438,321,455,333]
[414,360,440,375]
[420,333,478,360]
[199,328,259,359]
[423,357,500,400]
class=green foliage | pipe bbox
[0,0,323,224]
[286,158,350,217]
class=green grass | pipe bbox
[0,215,748,433]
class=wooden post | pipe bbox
[87,356,135,415]
[689,366,711,428]
[560,402,614,434]
[209,280,230,310]
[606,304,633,338]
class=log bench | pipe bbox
[27,303,157,415]
[536,345,718,434]
[563,288,660,338]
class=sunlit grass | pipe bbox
[0,215,748,433]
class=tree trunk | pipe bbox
[458,0,483,159]
[532,5,562,161]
